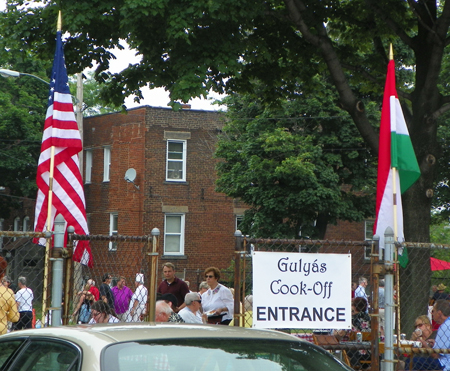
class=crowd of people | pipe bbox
[347,277,450,371]
[0,272,34,334]
[70,263,238,326]
[0,261,252,334]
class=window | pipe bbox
[364,220,375,261]
[164,214,185,255]
[103,338,347,371]
[4,339,80,371]
[103,146,111,182]
[236,215,243,232]
[364,219,374,240]
[166,140,186,181]
[85,149,92,183]
[23,216,30,232]
[109,213,118,251]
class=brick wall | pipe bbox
[84,106,237,284]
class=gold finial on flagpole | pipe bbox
[389,43,394,60]
[57,10,62,32]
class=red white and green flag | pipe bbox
[373,58,420,267]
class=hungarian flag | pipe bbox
[374,58,420,268]
[34,30,93,267]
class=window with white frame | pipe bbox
[103,146,111,182]
[236,215,244,232]
[364,219,375,240]
[109,213,118,251]
[23,216,30,232]
[164,214,185,255]
[85,149,93,183]
[364,219,375,260]
[166,140,186,181]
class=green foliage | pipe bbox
[432,118,450,222]
[216,78,377,238]
[0,36,50,218]
[4,0,450,243]
[68,71,122,116]
[430,223,450,283]
[0,0,410,106]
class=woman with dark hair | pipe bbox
[72,283,94,324]
[88,301,119,324]
[352,297,371,332]
[201,267,234,325]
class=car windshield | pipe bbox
[102,338,350,371]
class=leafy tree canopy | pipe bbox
[216,77,377,238]
[0,37,50,219]
[4,0,450,241]
[68,71,122,117]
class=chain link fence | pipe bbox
[4,229,450,371]
[229,235,450,370]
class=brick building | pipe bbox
[83,105,247,285]
[0,104,371,293]
[82,105,372,287]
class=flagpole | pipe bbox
[41,10,62,325]
[389,42,402,341]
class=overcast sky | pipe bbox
[0,0,224,111]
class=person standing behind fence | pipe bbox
[199,281,209,295]
[157,262,190,312]
[0,273,19,334]
[112,276,133,322]
[72,284,94,324]
[126,273,148,322]
[179,293,206,324]
[433,284,449,302]
[201,267,234,325]
[13,277,33,330]
[99,274,116,315]
[354,277,368,301]
[88,301,120,324]
[428,299,450,370]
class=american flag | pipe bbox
[34,30,93,267]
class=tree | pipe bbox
[68,71,122,117]
[216,77,377,239]
[0,41,50,220]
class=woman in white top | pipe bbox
[201,267,234,325]
[88,301,120,324]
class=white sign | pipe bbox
[252,251,352,329]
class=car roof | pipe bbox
[0,323,304,344]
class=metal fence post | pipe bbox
[148,228,160,322]
[383,227,395,371]
[371,235,381,371]
[65,226,75,325]
[234,230,243,326]
[50,214,65,327]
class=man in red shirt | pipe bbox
[157,263,189,312]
